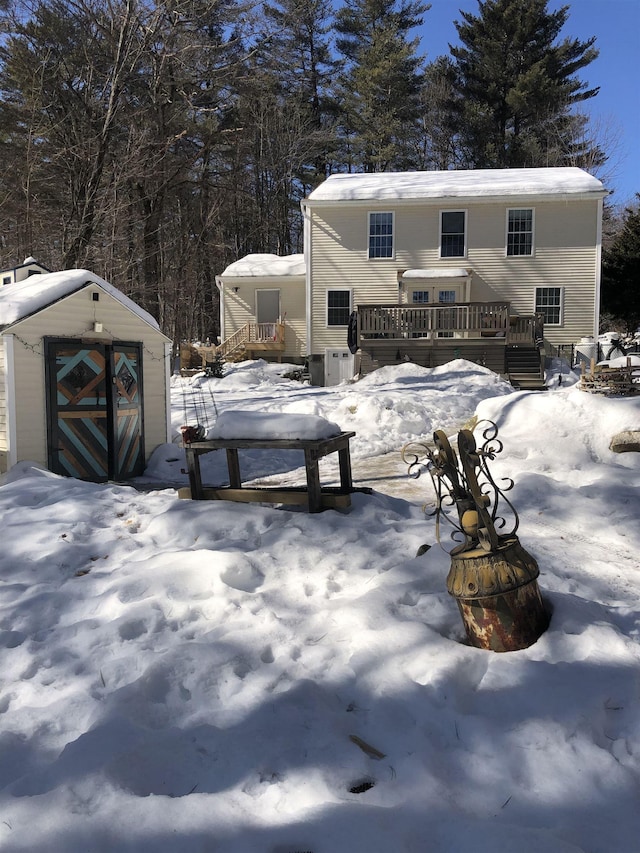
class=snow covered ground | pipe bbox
[1,359,639,853]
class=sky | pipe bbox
[417,0,640,205]
[0,357,639,851]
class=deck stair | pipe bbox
[215,322,286,362]
[506,345,546,390]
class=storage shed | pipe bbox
[0,268,172,481]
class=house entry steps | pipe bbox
[506,345,546,391]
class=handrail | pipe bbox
[215,324,250,358]
[215,322,285,358]
[507,314,544,347]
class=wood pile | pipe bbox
[580,357,639,395]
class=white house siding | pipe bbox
[222,277,306,359]
[2,283,170,472]
[281,281,306,358]
[308,197,600,352]
[223,287,256,339]
[465,199,599,346]
[308,206,402,354]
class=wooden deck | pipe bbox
[355,304,543,377]
[358,302,511,339]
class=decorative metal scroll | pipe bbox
[402,421,520,556]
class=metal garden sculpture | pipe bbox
[403,421,548,652]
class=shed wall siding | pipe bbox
[0,338,6,464]
[5,284,170,470]
[308,198,599,350]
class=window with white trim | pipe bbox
[507,208,534,256]
[438,289,456,303]
[535,286,562,325]
[327,289,351,326]
[440,211,466,258]
[412,290,430,303]
[368,212,394,259]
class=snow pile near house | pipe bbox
[166,359,514,484]
[1,361,639,852]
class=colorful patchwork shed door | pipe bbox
[46,340,144,481]
[110,344,144,479]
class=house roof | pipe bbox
[0,257,51,277]
[305,167,606,204]
[0,269,161,332]
[220,254,305,278]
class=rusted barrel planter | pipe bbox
[446,537,549,652]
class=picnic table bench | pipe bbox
[182,431,357,512]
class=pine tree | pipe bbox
[334,0,428,172]
[226,0,338,255]
[414,56,464,171]
[450,0,600,169]
[263,0,337,137]
[601,196,640,334]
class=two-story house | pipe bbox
[302,167,606,386]
[218,167,606,386]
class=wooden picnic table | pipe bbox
[182,431,357,512]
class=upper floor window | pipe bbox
[327,289,351,326]
[440,211,466,258]
[535,286,562,325]
[368,212,394,259]
[507,208,534,256]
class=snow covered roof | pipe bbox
[220,254,305,278]
[305,167,606,203]
[402,268,470,279]
[0,269,161,331]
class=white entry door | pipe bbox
[256,289,280,339]
[325,349,354,386]
[256,289,280,322]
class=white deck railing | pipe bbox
[358,302,512,339]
